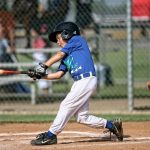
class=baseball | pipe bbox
[147,81,150,91]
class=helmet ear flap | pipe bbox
[61,30,73,40]
[49,22,80,43]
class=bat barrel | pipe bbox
[0,69,28,75]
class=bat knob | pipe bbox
[28,69,36,79]
[33,77,37,80]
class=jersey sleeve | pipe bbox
[57,61,68,74]
[61,37,81,54]
[61,43,73,54]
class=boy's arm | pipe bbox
[30,51,66,79]
[43,71,65,80]
[45,51,66,67]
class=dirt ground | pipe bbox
[0,99,150,150]
[0,122,150,150]
[1,99,150,115]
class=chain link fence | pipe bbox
[0,0,150,110]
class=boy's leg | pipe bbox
[75,102,123,141]
[75,100,107,128]
[49,77,98,135]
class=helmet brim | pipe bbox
[48,31,61,43]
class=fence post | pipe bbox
[127,0,134,111]
[31,83,36,105]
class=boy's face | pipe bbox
[56,33,67,48]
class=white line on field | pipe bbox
[58,140,150,149]
[0,131,150,144]
[0,131,102,137]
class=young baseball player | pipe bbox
[28,22,123,145]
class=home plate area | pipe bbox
[0,130,150,149]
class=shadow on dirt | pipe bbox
[61,134,131,144]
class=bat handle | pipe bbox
[20,71,29,74]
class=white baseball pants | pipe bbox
[49,76,107,135]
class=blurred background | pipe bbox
[0,0,149,112]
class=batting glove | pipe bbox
[34,62,48,79]
[28,69,37,80]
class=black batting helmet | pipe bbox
[48,22,80,43]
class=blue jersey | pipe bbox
[57,35,96,78]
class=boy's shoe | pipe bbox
[109,118,123,141]
[31,132,57,145]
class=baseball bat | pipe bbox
[0,69,28,75]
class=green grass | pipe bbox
[105,48,149,79]
[105,49,127,78]
[95,48,150,98]
[133,49,150,78]
[97,85,127,98]
[94,84,150,98]
[0,114,150,123]
[0,115,56,123]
